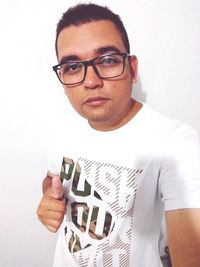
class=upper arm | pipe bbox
[160,125,200,266]
[165,208,200,267]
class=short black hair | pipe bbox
[55,3,130,57]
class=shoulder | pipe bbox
[141,104,199,143]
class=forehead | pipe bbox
[57,20,126,60]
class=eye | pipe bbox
[96,54,122,66]
[102,57,116,64]
[61,62,83,74]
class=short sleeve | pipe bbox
[47,149,63,176]
[159,124,200,211]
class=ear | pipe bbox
[129,55,138,84]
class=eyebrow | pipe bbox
[59,55,80,65]
[95,45,121,55]
[59,45,122,64]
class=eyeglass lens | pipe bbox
[57,53,126,85]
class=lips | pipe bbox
[84,96,109,107]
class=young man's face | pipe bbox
[57,20,138,131]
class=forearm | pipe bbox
[166,209,200,267]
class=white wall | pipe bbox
[0,0,199,266]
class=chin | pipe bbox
[83,113,112,123]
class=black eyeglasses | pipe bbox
[52,52,130,86]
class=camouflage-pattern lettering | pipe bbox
[68,230,91,253]
[72,162,91,196]
[89,207,112,240]
[71,202,113,241]
[60,157,74,182]
[60,157,127,255]
[60,157,91,196]
[71,202,89,232]
[103,212,113,237]
[68,230,82,253]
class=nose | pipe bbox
[84,65,103,89]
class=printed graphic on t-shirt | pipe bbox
[60,157,142,266]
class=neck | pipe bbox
[89,99,143,132]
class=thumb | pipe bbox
[52,176,64,200]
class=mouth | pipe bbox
[83,96,109,107]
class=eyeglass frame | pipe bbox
[52,52,131,86]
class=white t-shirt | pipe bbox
[47,104,200,267]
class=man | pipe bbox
[37,3,200,267]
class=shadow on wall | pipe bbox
[132,75,147,103]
